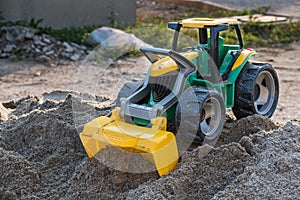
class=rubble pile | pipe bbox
[0,26,88,61]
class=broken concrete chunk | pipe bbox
[70,54,80,61]
[2,44,16,53]
[63,42,74,53]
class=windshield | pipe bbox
[172,27,199,51]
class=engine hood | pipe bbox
[150,51,198,77]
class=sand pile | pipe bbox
[125,120,299,199]
[0,91,299,199]
[0,92,157,199]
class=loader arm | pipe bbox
[80,47,199,176]
[120,47,198,121]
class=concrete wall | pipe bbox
[0,0,136,29]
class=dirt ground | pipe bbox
[1,43,300,123]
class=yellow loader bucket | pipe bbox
[79,107,178,176]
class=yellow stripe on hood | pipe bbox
[150,52,198,77]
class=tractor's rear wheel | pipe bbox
[176,87,225,149]
[115,80,144,107]
[233,62,279,119]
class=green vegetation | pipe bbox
[1,6,300,48]
[43,26,98,46]
[242,22,300,47]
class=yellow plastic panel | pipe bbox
[232,49,257,71]
[150,52,198,77]
[79,108,179,176]
[180,18,239,28]
[135,131,178,176]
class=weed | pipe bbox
[9,52,24,62]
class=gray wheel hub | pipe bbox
[200,96,222,138]
[254,70,276,115]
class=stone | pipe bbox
[38,55,51,62]
[0,102,9,121]
[25,31,35,39]
[34,36,47,46]
[63,42,74,53]
[2,44,16,53]
[34,71,41,76]
[70,54,80,61]
[70,42,87,51]
[42,36,51,44]
[86,27,125,46]
[86,27,152,53]
[5,32,15,42]
[0,53,9,58]
[45,50,55,56]
[42,46,50,52]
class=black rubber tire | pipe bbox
[114,80,144,107]
[175,87,226,148]
[232,62,279,119]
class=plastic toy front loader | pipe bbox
[79,107,179,176]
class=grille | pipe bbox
[149,71,178,102]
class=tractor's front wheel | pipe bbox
[233,62,279,119]
[176,87,225,149]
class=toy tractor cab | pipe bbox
[169,17,244,77]
[80,18,279,176]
